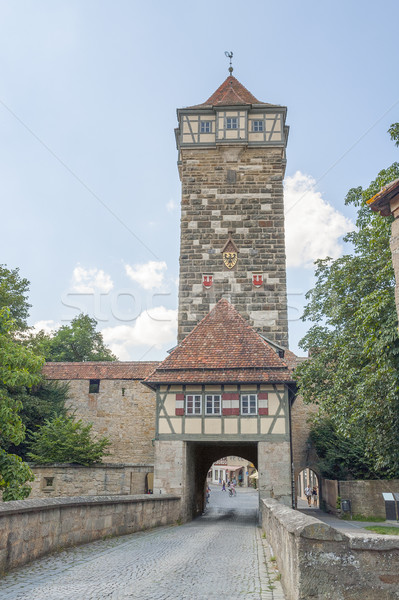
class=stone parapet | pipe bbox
[261,498,399,600]
[0,494,180,575]
[28,463,154,498]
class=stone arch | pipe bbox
[186,441,258,518]
[295,466,321,508]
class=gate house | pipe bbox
[145,299,295,518]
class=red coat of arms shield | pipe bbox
[202,274,213,288]
[253,273,263,287]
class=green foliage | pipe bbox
[365,526,399,535]
[7,381,69,461]
[296,161,399,479]
[388,123,399,147]
[309,419,373,480]
[0,307,43,500]
[0,450,34,501]
[0,265,31,330]
[43,314,116,362]
[28,414,110,466]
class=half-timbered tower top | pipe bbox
[175,74,289,160]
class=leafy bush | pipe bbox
[28,414,110,466]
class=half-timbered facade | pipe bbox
[145,299,295,517]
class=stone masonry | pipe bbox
[178,145,289,347]
[63,379,155,464]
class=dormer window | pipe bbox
[226,117,238,130]
[200,121,212,133]
[252,120,264,132]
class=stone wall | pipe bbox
[339,479,399,519]
[258,440,292,506]
[65,379,156,464]
[322,478,339,513]
[28,463,153,498]
[0,494,180,575]
[291,394,318,482]
[261,498,399,600]
[178,145,289,347]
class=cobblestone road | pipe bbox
[0,486,285,600]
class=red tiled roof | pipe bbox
[42,361,159,381]
[283,349,308,371]
[188,76,274,109]
[367,178,399,216]
[145,299,294,387]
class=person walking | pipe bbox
[222,480,226,492]
[312,486,318,507]
[305,486,312,507]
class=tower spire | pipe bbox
[224,51,233,75]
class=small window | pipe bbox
[200,121,212,133]
[45,477,54,487]
[226,117,238,130]
[89,379,100,393]
[252,120,264,132]
[186,394,202,415]
[206,394,221,415]
[241,394,257,415]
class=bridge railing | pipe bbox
[261,498,399,599]
[0,494,180,575]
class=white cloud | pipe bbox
[32,319,59,334]
[284,171,354,268]
[125,261,167,290]
[102,306,177,359]
[71,265,113,293]
[166,199,177,212]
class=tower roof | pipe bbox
[187,75,276,109]
[145,299,293,387]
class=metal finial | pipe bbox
[224,51,233,75]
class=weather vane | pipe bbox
[224,51,233,75]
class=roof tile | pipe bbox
[42,361,159,380]
[145,299,294,386]
[187,76,274,109]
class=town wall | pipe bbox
[0,495,180,575]
[338,479,399,518]
[261,498,399,600]
[28,463,153,498]
[64,379,156,464]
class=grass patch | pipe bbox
[341,513,385,522]
[270,555,276,562]
[365,526,399,535]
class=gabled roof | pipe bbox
[43,361,159,381]
[367,178,399,216]
[145,299,293,387]
[187,76,276,109]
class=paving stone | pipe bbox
[0,487,286,600]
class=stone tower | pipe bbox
[176,73,289,347]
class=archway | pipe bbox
[296,467,320,508]
[186,441,258,517]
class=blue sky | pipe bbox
[1,1,398,359]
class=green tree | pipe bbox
[44,314,116,362]
[28,414,110,466]
[0,308,43,500]
[388,122,399,147]
[7,381,69,461]
[0,265,31,330]
[295,160,399,479]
